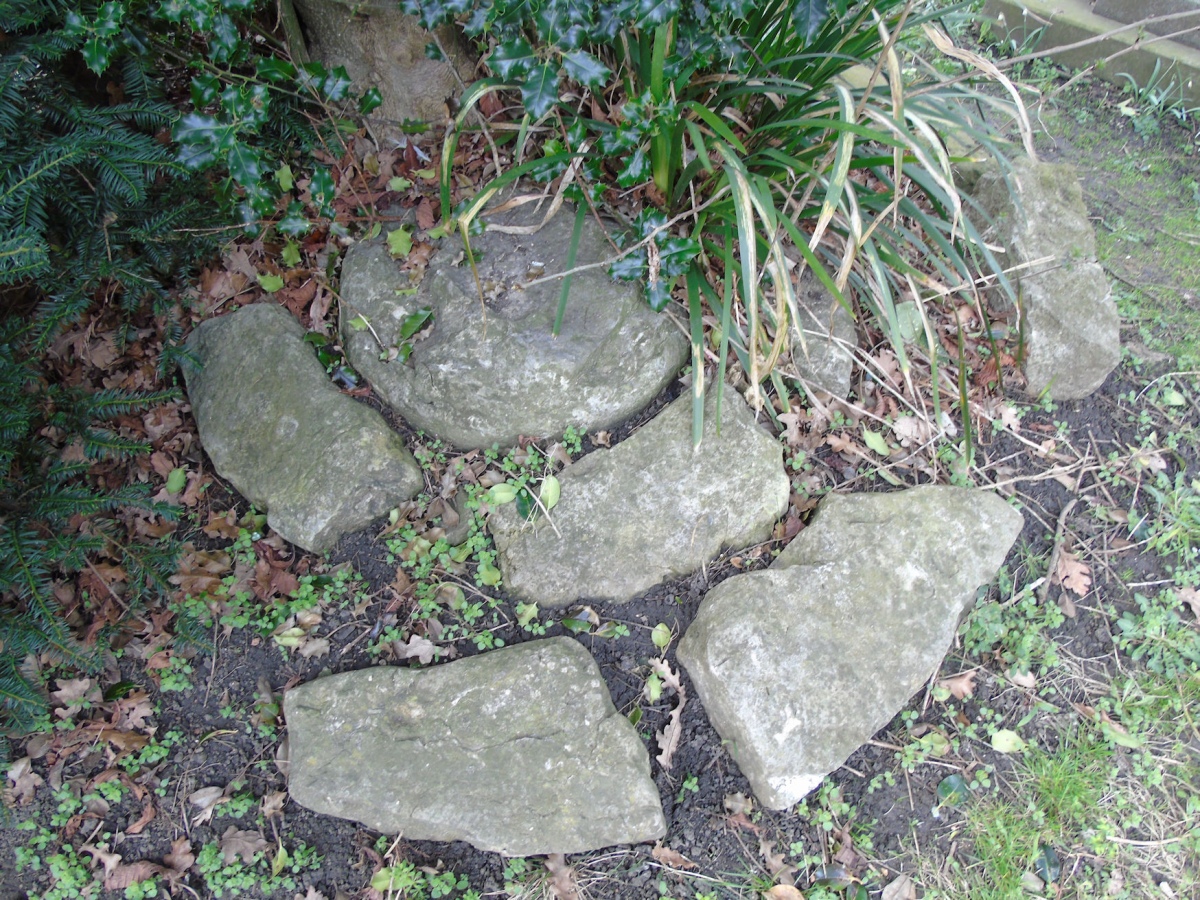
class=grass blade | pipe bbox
[553,203,587,336]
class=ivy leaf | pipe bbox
[257,273,284,292]
[490,38,536,80]
[477,560,502,586]
[561,50,611,89]
[521,64,559,119]
[616,146,651,188]
[388,176,413,191]
[791,0,829,42]
[387,227,413,259]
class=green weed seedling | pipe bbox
[196,838,321,898]
[157,654,194,692]
[1113,591,1200,677]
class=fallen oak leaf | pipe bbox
[763,887,805,900]
[1053,548,1092,597]
[125,800,156,835]
[649,658,686,770]
[544,853,579,900]
[6,757,43,806]
[188,786,227,826]
[937,670,976,700]
[104,860,167,891]
[219,826,269,865]
[651,843,697,870]
[162,837,195,875]
[759,836,798,884]
[881,873,917,900]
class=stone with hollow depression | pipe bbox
[339,205,689,449]
[284,637,666,855]
[488,385,790,607]
[677,486,1023,809]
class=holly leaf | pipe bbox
[387,227,413,259]
[791,0,829,42]
[616,147,651,188]
[521,64,560,118]
[490,38,536,79]
[562,50,611,88]
[257,273,284,293]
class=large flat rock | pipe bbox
[182,303,422,553]
[968,155,1119,399]
[489,387,790,607]
[790,269,857,399]
[284,638,666,855]
[677,486,1023,809]
[339,208,689,449]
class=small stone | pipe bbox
[339,206,688,449]
[677,486,1023,809]
[789,269,857,398]
[182,303,422,553]
[967,155,1119,399]
[284,638,665,855]
[489,386,790,607]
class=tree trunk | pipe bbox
[290,0,474,136]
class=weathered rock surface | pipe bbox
[182,303,422,553]
[967,155,1119,399]
[489,386,790,607]
[677,486,1023,809]
[790,269,857,398]
[290,0,471,131]
[339,208,689,449]
[284,637,666,855]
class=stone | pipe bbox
[283,637,666,855]
[677,486,1023,809]
[1093,0,1200,52]
[968,155,1119,400]
[182,303,422,553]
[489,386,790,608]
[290,0,472,131]
[339,207,689,449]
[790,269,857,399]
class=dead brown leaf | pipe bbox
[651,843,697,870]
[544,853,579,900]
[723,792,753,815]
[219,826,269,865]
[106,860,166,891]
[759,837,797,884]
[261,790,287,820]
[125,800,156,835]
[937,670,976,700]
[650,658,686,771]
[6,757,44,805]
[1053,549,1092,597]
[1177,586,1200,621]
[399,634,435,665]
[763,887,804,900]
[188,786,227,826]
[881,873,917,900]
[163,837,195,874]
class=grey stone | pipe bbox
[677,486,1023,810]
[339,208,689,449]
[1094,0,1200,51]
[489,386,790,607]
[290,0,472,132]
[283,637,666,855]
[790,269,857,398]
[968,155,1120,399]
[182,304,422,553]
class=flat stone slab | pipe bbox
[284,638,666,855]
[489,386,790,607]
[677,486,1023,809]
[968,155,1119,400]
[339,207,689,449]
[182,303,422,553]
